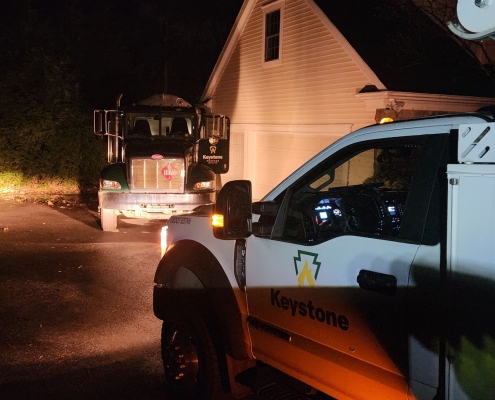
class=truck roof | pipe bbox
[137,94,192,108]
[262,112,495,201]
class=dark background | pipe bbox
[0,0,243,108]
[0,0,243,191]
[1,0,492,193]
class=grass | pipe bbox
[0,181,98,204]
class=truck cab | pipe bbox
[94,94,229,231]
[154,112,495,400]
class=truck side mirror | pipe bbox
[198,115,230,174]
[213,180,252,239]
[252,201,279,237]
[94,110,106,139]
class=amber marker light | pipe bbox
[160,226,168,257]
[379,117,394,124]
[193,180,215,190]
[211,214,224,227]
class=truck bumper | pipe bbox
[98,191,215,215]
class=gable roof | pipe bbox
[313,0,495,97]
[201,0,495,102]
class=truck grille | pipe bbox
[130,158,185,193]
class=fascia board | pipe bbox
[356,91,495,112]
[200,0,257,103]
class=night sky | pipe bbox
[0,0,243,109]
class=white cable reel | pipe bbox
[448,0,495,40]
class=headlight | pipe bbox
[100,179,121,189]
[193,180,215,190]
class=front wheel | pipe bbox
[161,305,229,400]
[100,208,117,231]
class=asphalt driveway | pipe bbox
[0,197,169,399]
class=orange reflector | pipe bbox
[379,117,394,124]
[212,214,224,227]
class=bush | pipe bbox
[0,2,107,196]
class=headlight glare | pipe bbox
[193,180,215,190]
[161,226,168,257]
[100,179,121,189]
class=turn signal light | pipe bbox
[212,214,224,227]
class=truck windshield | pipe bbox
[125,112,195,140]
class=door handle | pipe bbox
[357,269,397,296]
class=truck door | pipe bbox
[245,134,448,399]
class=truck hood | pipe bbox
[124,139,194,158]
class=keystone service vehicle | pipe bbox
[93,93,229,231]
[153,2,495,399]
[155,112,495,400]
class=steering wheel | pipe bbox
[341,185,389,234]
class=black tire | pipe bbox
[160,304,229,400]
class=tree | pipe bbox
[414,0,495,78]
[0,0,242,193]
[0,0,105,191]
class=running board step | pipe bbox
[256,382,312,400]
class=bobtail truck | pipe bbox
[93,93,229,231]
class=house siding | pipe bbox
[220,125,245,186]
[212,0,375,126]
[251,125,352,199]
[222,123,351,200]
[211,0,378,198]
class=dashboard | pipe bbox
[312,186,407,239]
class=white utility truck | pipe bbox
[154,113,495,400]
[153,2,495,399]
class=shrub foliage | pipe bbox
[0,0,241,194]
[0,1,106,193]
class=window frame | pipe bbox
[269,134,450,246]
[262,0,285,66]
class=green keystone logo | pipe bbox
[293,250,321,287]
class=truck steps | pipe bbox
[256,382,312,399]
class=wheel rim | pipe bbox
[164,322,199,393]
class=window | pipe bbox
[265,10,280,62]
[126,113,194,138]
[262,1,284,64]
[274,135,448,245]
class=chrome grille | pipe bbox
[130,158,185,193]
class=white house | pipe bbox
[202,0,495,199]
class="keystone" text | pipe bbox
[270,288,349,331]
